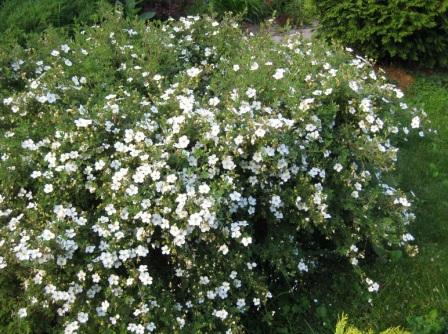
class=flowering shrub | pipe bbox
[0,11,424,333]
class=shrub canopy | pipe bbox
[0,12,423,333]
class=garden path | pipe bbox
[243,21,317,41]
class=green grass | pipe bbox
[0,0,105,44]
[346,72,448,332]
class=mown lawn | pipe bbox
[350,72,448,332]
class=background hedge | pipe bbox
[316,0,448,68]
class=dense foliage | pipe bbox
[335,314,409,334]
[192,0,317,24]
[316,0,448,68]
[0,11,424,333]
[0,0,104,42]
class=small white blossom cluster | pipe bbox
[365,278,380,293]
[0,13,424,333]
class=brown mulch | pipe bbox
[142,0,196,19]
[377,65,415,91]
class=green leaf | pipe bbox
[140,11,155,20]
[390,250,403,262]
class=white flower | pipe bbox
[72,76,80,86]
[64,320,80,333]
[219,244,229,255]
[208,155,219,166]
[37,95,47,103]
[160,245,170,255]
[140,273,153,286]
[134,131,145,142]
[186,67,202,77]
[222,156,236,170]
[147,323,156,332]
[246,88,256,98]
[402,233,415,242]
[77,312,89,324]
[305,124,316,132]
[278,144,289,155]
[44,184,54,193]
[108,274,119,286]
[229,191,241,202]
[270,195,282,208]
[61,44,70,53]
[174,135,190,149]
[51,50,60,57]
[126,184,138,196]
[273,68,285,80]
[46,92,59,104]
[31,171,41,178]
[3,97,13,105]
[366,278,380,292]
[397,197,411,207]
[349,80,360,92]
[138,266,153,286]
[333,163,343,172]
[167,174,177,183]
[18,308,27,318]
[214,309,228,320]
[241,237,252,247]
[411,116,420,129]
[233,64,240,72]
[234,135,244,145]
[188,213,202,226]
[64,59,73,67]
[75,118,92,128]
[95,160,106,171]
[255,128,266,138]
[299,98,315,111]
[105,204,116,216]
[236,298,246,309]
[96,300,110,316]
[198,184,210,194]
[199,276,210,285]
[298,260,309,272]
[0,256,6,269]
[247,262,257,270]
[250,62,259,71]
[41,229,55,241]
[208,97,220,106]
